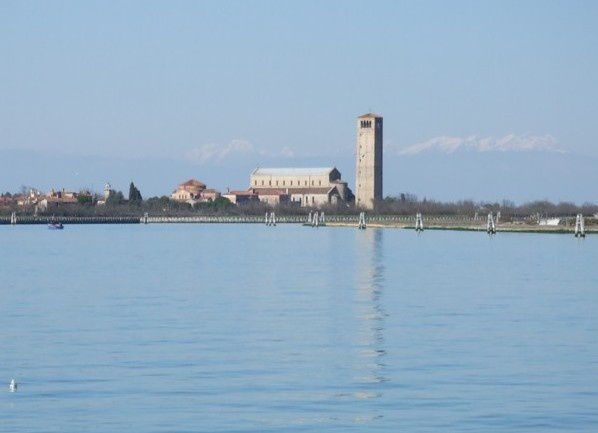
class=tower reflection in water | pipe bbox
[354,228,388,398]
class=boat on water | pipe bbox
[48,222,64,230]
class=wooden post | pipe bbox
[575,214,585,238]
[419,213,424,232]
[358,212,366,230]
[487,213,496,235]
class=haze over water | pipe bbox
[1,225,597,432]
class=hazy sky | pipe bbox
[1,1,597,164]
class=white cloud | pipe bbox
[397,134,564,155]
[186,139,254,163]
[278,146,295,158]
[186,139,296,163]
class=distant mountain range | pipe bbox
[1,148,596,203]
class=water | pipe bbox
[1,225,597,432]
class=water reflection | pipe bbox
[355,228,388,389]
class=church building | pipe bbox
[249,167,352,207]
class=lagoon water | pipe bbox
[1,224,597,432]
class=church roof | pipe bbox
[358,112,382,118]
[180,179,206,188]
[252,167,337,176]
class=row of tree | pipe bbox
[375,195,598,218]
[2,184,597,218]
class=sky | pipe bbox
[1,1,597,200]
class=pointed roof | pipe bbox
[358,112,382,118]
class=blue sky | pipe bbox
[1,1,597,200]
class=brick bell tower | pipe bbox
[355,113,383,210]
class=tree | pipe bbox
[128,182,142,205]
[106,191,125,206]
[193,196,233,212]
[77,195,93,205]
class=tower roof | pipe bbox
[358,112,382,118]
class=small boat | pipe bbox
[48,222,64,230]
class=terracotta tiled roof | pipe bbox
[180,179,206,188]
[252,188,289,196]
[226,190,257,196]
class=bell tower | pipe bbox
[355,113,383,209]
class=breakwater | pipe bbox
[144,215,495,224]
[1,214,594,234]
[1,214,476,225]
[0,215,140,225]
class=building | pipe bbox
[249,188,290,206]
[248,167,352,207]
[355,113,383,210]
[0,195,15,209]
[38,196,78,211]
[15,189,44,207]
[171,179,221,205]
[222,189,259,205]
[200,189,221,202]
[172,179,206,201]
[38,188,86,211]
[539,218,561,226]
[96,183,115,206]
[104,183,115,200]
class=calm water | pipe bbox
[1,224,597,432]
